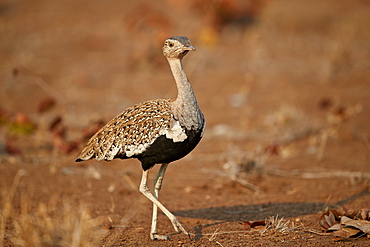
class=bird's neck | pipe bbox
[168,58,196,105]
[167,58,203,130]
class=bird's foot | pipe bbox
[150,218,189,240]
[171,218,189,237]
[150,233,170,240]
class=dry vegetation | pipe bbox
[1,0,370,246]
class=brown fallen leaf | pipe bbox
[320,210,338,230]
[239,220,266,229]
[328,224,341,231]
[341,204,357,219]
[334,227,361,238]
[49,116,63,132]
[341,216,370,234]
[334,229,353,239]
[320,205,370,240]
[359,209,370,221]
[38,97,56,113]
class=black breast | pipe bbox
[135,129,203,171]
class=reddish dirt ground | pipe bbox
[1,0,370,246]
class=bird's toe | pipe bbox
[150,233,170,241]
[171,218,189,236]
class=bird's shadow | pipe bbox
[173,190,370,240]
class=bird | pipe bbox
[76,36,205,240]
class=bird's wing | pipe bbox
[76,99,175,161]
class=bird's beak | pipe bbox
[186,45,196,51]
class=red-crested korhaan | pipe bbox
[76,36,205,240]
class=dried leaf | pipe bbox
[38,97,56,113]
[321,206,370,239]
[342,204,357,218]
[335,227,361,238]
[334,229,352,238]
[328,224,341,231]
[319,217,330,230]
[359,209,370,220]
[341,216,370,234]
[325,212,336,226]
[49,116,63,132]
[320,210,338,230]
[344,227,362,237]
[333,207,346,217]
[239,220,266,229]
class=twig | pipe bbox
[215,240,224,247]
[208,227,220,241]
[303,229,332,236]
[190,230,250,237]
[268,168,370,180]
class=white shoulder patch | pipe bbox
[120,121,187,158]
[105,145,121,160]
[125,143,149,157]
[160,120,187,142]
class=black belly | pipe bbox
[134,129,203,171]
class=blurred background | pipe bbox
[1,0,370,246]
[1,0,369,153]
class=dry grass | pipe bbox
[191,215,301,246]
[262,215,300,235]
[1,171,98,247]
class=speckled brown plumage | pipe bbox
[76,99,174,162]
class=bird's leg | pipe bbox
[151,163,168,240]
[139,168,189,240]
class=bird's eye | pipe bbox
[169,42,174,47]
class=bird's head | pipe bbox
[162,36,196,59]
